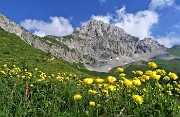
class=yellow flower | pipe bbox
[94,78,104,84]
[135,71,143,76]
[156,69,166,75]
[106,76,116,84]
[168,72,178,80]
[83,78,94,85]
[30,84,34,87]
[140,75,150,82]
[132,95,143,104]
[98,83,103,87]
[88,89,97,95]
[148,62,158,68]
[3,64,7,68]
[108,85,116,92]
[117,67,124,72]
[89,101,95,106]
[102,89,109,96]
[119,73,126,77]
[0,71,6,75]
[124,78,133,87]
[145,70,153,76]
[132,79,141,86]
[150,72,161,80]
[74,94,82,101]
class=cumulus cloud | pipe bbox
[20,17,74,37]
[91,15,112,24]
[91,6,159,39]
[156,32,180,47]
[114,7,159,39]
[149,0,175,10]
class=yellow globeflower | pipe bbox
[3,64,7,68]
[83,78,94,85]
[117,67,124,72]
[145,70,153,76]
[150,72,161,80]
[132,95,143,104]
[119,73,126,77]
[108,85,116,92]
[135,71,143,76]
[148,62,158,69]
[102,89,109,96]
[89,101,95,106]
[88,89,97,95]
[124,78,133,87]
[106,76,116,84]
[168,72,178,80]
[94,78,104,84]
[132,79,141,86]
[74,94,82,101]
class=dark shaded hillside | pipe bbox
[167,45,180,57]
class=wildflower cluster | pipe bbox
[72,62,180,116]
[0,62,180,117]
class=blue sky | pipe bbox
[0,0,180,47]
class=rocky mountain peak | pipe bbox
[74,19,134,41]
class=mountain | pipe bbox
[0,13,167,72]
[0,27,94,78]
[43,20,167,71]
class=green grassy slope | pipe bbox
[0,28,90,78]
[167,45,180,57]
[109,59,180,78]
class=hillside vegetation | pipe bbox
[1,28,180,116]
[0,28,91,78]
[0,61,180,116]
[110,59,180,78]
[168,45,180,57]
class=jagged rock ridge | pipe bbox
[0,14,166,72]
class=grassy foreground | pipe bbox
[0,62,180,117]
[1,27,180,116]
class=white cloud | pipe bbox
[149,0,175,10]
[156,33,180,47]
[114,7,159,39]
[20,17,74,37]
[91,6,159,39]
[91,15,112,24]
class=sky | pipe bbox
[0,0,180,47]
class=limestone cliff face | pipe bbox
[61,20,164,61]
[0,14,166,71]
